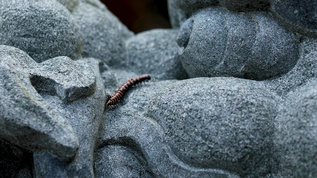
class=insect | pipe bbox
[106,74,151,106]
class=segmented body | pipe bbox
[106,74,151,105]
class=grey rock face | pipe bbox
[0,45,105,177]
[125,29,188,80]
[270,0,317,38]
[178,8,298,80]
[1,0,317,176]
[33,58,106,177]
[95,145,154,178]
[265,38,317,97]
[144,77,280,177]
[72,2,133,66]
[0,0,82,62]
[100,70,239,177]
[0,45,79,161]
[274,80,317,177]
[102,70,175,119]
[174,0,218,14]
[33,152,68,177]
[31,56,96,103]
[100,68,280,177]
[98,116,239,178]
[168,0,188,28]
[56,0,79,12]
[219,0,270,12]
[79,0,108,11]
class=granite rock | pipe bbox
[30,56,96,103]
[33,152,69,177]
[33,58,106,177]
[265,37,317,97]
[95,145,154,178]
[0,45,79,161]
[177,8,298,80]
[102,69,173,119]
[0,45,105,177]
[168,0,270,27]
[72,2,133,66]
[100,69,278,177]
[98,116,238,177]
[174,0,218,15]
[56,0,79,12]
[144,77,280,177]
[79,0,108,11]
[219,0,270,12]
[0,0,82,62]
[270,0,317,38]
[1,0,316,176]
[167,0,188,28]
[125,29,188,80]
[274,79,317,177]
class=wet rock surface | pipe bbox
[0,0,316,177]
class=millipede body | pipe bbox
[106,74,151,105]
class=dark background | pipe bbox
[101,0,171,33]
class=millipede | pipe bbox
[106,74,151,106]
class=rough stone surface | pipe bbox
[0,0,82,62]
[1,0,317,177]
[102,69,175,118]
[0,45,105,177]
[178,8,299,80]
[265,37,317,97]
[0,45,79,161]
[95,145,154,178]
[100,70,239,177]
[174,0,218,15]
[31,56,96,103]
[144,77,280,177]
[79,0,108,11]
[274,79,317,177]
[99,69,279,177]
[167,0,188,28]
[56,0,79,12]
[33,58,106,177]
[125,29,188,80]
[219,0,270,12]
[72,2,133,66]
[98,116,239,178]
[270,0,317,38]
[33,152,68,177]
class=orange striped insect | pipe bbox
[106,74,151,106]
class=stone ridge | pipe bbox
[0,0,316,177]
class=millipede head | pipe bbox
[141,74,151,80]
